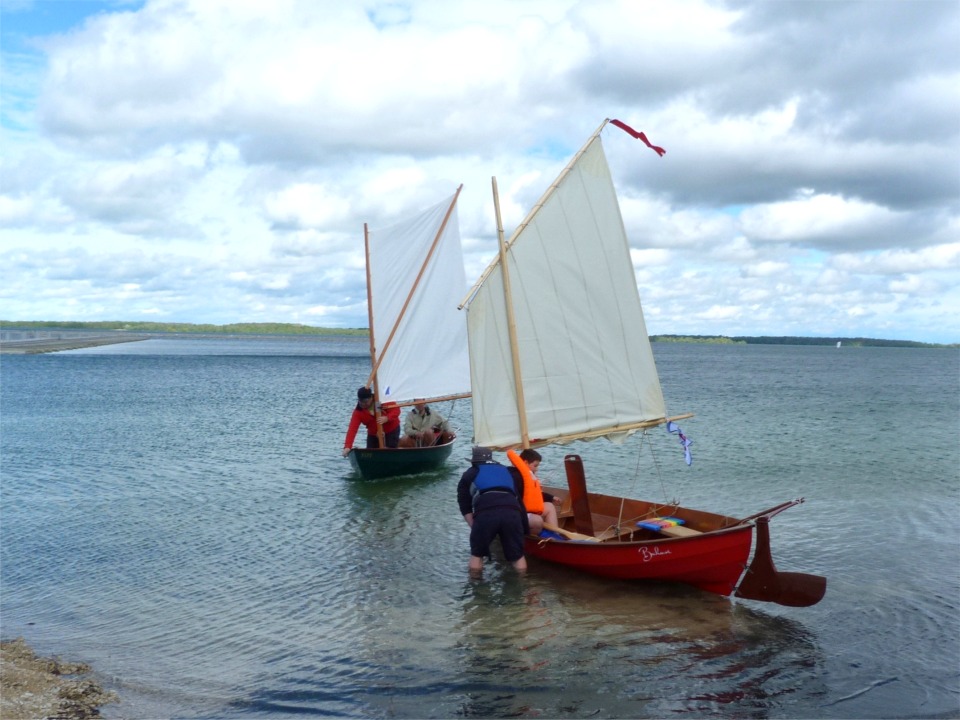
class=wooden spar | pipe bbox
[484,413,695,451]
[362,222,385,445]
[460,119,610,310]
[366,185,464,391]
[492,176,530,449]
[732,498,805,527]
[391,392,472,409]
[541,522,599,543]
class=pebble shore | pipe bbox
[0,638,118,719]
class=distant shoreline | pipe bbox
[0,334,151,354]
[647,335,957,349]
[0,320,955,349]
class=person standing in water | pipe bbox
[457,446,528,572]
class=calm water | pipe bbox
[1,336,958,719]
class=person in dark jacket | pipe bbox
[457,446,529,572]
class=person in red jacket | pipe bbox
[341,386,401,456]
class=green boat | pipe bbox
[347,439,456,480]
[345,187,471,480]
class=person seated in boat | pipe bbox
[507,448,561,535]
[398,400,454,448]
[341,386,401,456]
[457,446,529,573]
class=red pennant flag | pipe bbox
[610,119,666,157]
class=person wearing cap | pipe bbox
[341,386,401,456]
[456,446,529,572]
[398,400,454,448]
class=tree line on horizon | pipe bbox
[0,320,953,348]
[648,334,951,348]
[0,320,367,336]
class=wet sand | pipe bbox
[0,639,118,719]
[0,335,149,354]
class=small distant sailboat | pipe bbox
[837,341,842,349]
[346,188,472,480]
[460,119,826,606]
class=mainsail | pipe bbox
[366,190,471,404]
[462,125,666,449]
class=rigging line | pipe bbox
[617,432,648,531]
[443,397,461,441]
[646,428,676,504]
[819,677,898,708]
[617,431,661,532]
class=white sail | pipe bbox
[464,131,666,448]
[367,192,471,404]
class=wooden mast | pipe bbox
[491,176,530,449]
[362,222,385,446]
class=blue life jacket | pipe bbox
[470,463,515,501]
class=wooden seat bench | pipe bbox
[658,525,702,538]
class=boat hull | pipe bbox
[524,477,755,596]
[524,524,753,596]
[347,440,455,480]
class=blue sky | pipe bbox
[1,0,958,343]
[3,1,135,40]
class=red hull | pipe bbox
[524,525,753,596]
[510,456,825,606]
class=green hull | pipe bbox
[347,440,456,480]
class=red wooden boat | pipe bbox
[460,120,825,606]
[522,457,822,606]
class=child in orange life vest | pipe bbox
[507,448,562,534]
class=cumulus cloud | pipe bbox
[0,0,957,341]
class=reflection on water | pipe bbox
[1,339,957,719]
[429,557,827,719]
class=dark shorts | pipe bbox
[470,506,526,562]
[366,427,400,449]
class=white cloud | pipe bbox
[738,192,911,250]
[830,243,960,275]
[0,0,957,342]
[699,305,742,321]
[264,183,351,229]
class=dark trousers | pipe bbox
[366,427,400,449]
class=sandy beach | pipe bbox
[0,335,149,354]
[0,639,117,719]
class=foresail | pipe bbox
[465,133,665,448]
[367,192,471,404]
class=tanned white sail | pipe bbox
[456,120,825,607]
[462,128,665,449]
[366,190,471,405]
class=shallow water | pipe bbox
[2,336,958,718]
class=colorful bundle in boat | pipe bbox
[637,517,686,531]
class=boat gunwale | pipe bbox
[526,521,752,546]
[347,438,457,479]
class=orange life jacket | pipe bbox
[507,449,544,514]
